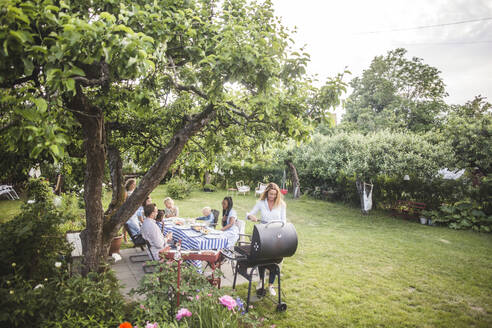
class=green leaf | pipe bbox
[45,5,60,13]
[64,78,75,92]
[49,144,61,157]
[18,108,39,121]
[33,98,47,112]
[28,45,48,54]
[22,57,34,75]
[100,12,117,23]
[9,30,28,44]
[69,66,85,76]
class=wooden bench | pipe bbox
[391,200,426,220]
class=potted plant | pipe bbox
[109,232,124,255]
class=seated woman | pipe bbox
[196,206,215,226]
[246,182,286,296]
[220,196,239,248]
[163,197,179,218]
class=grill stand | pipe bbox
[232,261,287,312]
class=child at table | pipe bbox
[163,197,179,218]
[196,206,215,226]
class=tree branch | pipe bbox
[0,67,40,88]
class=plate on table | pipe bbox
[203,234,223,239]
[207,230,222,235]
[184,230,202,238]
[174,225,191,230]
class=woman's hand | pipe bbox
[248,214,258,222]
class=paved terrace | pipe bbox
[111,248,261,301]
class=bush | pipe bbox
[166,178,193,199]
[129,261,261,327]
[203,183,217,192]
[425,200,492,232]
[0,269,126,328]
[25,178,54,203]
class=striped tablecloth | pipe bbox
[163,225,228,269]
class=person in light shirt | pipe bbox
[246,182,286,296]
[247,182,286,224]
[220,196,239,248]
[140,203,172,260]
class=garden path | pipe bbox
[112,248,259,301]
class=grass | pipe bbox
[2,187,491,327]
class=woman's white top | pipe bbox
[224,208,239,234]
[248,199,286,223]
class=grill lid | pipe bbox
[248,221,298,261]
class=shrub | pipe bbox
[424,200,492,232]
[0,269,126,328]
[25,178,54,203]
[203,183,217,192]
[0,202,71,282]
[129,261,261,327]
[166,178,193,199]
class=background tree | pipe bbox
[0,0,344,272]
[441,96,491,176]
[287,131,453,211]
[341,48,448,133]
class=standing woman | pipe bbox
[220,196,239,248]
[247,182,286,296]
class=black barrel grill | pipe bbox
[224,221,298,312]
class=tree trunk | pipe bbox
[68,86,109,274]
[108,103,217,237]
[69,78,217,273]
[54,174,63,195]
[105,145,126,217]
[204,171,211,185]
[285,159,300,199]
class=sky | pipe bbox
[271,0,492,118]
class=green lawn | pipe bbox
[2,187,491,327]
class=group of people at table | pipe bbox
[124,179,287,296]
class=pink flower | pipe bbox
[145,322,158,328]
[139,304,146,310]
[187,296,193,301]
[207,293,212,297]
[176,308,192,321]
[270,325,276,328]
[195,295,200,300]
[219,295,237,310]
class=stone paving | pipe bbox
[111,248,260,301]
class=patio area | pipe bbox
[112,248,260,301]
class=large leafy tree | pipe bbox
[341,48,448,133]
[0,0,343,272]
[442,96,492,176]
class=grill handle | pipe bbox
[265,220,285,228]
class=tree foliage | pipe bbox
[0,0,344,271]
[341,48,448,133]
[442,96,492,176]
[289,131,452,183]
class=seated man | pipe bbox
[141,203,172,260]
[196,206,215,226]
